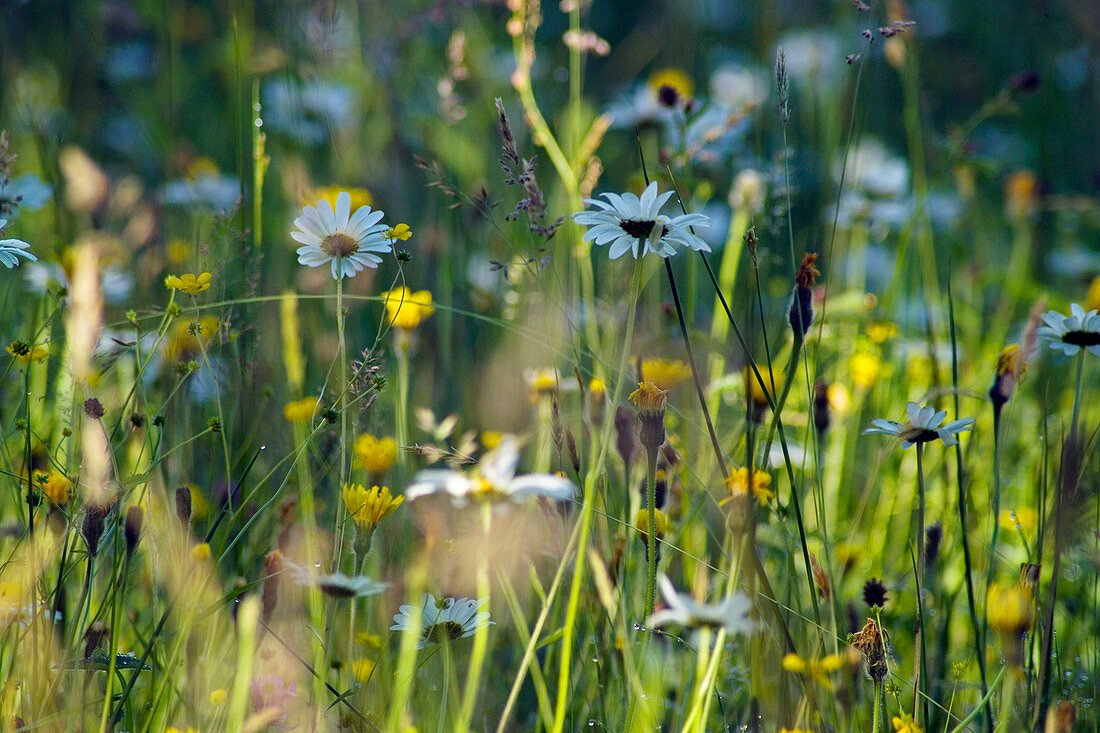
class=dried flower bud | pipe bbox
[788,253,819,342]
[83,398,104,420]
[810,552,831,601]
[1019,562,1040,596]
[851,617,889,680]
[81,504,109,558]
[124,505,143,557]
[175,486,192,526]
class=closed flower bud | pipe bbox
[124,505,143,557]
[82,504,109,558]
[262,550,283,624]
[175,486,192,526]
[788,253,820,342]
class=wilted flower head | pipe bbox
[405,437,573,506]
[572,182,710,260]
[864,401,974,449]
[1037,303,1100,357]
[291,190,391,279]
[647,574,754,635]
[391,593,494,649]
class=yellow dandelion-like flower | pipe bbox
[40,472,72,505]
[998,507,1037,533]
[308,185,373,212]
[7,341,49,364]
[164,272,212,293]
[994,343,1027,379]
[782,652,845,691]
[351,657,375,683]
[385,223,412,241]
[648,67,694,101]
[190,543,211,562]
[381,287,435,331]
[588,377,605,395]
[723,467,774,506]
[866,321,898,344]
[209,688,227,707]
[0,582,23,619]
[849,350,882,388]
[640,357,693,392]
[342,483,404,528]
[188,485,211,521]
[986,582,1033,638]
[1004,169,1039,220]
[283,397,320,424]
[629,381,668,416]
[353,434,398,478]
[744,366,780,407]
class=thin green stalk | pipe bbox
[994,667,1017,732]
[872,679,882,733]
[915,443,930,728]
[438,641,451,733]
[455,506,492,732]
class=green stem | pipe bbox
[644,446,658,619]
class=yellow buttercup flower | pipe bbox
[865,321,898,343]
[891,715,923,733]
[480,431,502,450]
[342,483,404,528]
[39,472,72,505]
[782,652,845,691]
[353,434,398,478]
[189,485,211,521]
[164,272,212,293]
[209,688,227,707]
[351,657,375,683]
[385,223,412,241]
[723,467,774,506]
[381,287,435,330]
[283,397,320,424]
[7,341,49,364]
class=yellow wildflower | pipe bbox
[40,472,72,505]
[351,657,375,683]
[986,582,1033,638]
[998,507,1037,533]
[1087,275,1100,313]
[190,543,211,562]
[209,689,227,707]
[164,272,212,293]
[186,156,219,180]
[640,357,692,392]
[7,341,49,364]
[480,431,502,450]
[385,223,412,241]
[635,508,668,544]
[1004,169,1039,220]
[588,377,605,396]
[628,381,667,416]
[648,67,694,101]
[307,185,372,211]
[723,467,774,506]
[283,397,320,424]
[0,582,22,619]
[167,238,192,265]
[782,652,845,691]
[780,729,813,733]
[189,485,211,521]
[342,483,404,528]
[355,632,383,649]
[891,715,923,733]
[353,434,398,478]
[865,321,898,343]
[849,350,882,388]
[381,287,435,330]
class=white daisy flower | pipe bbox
[572,181,710,260]
[405,437,574,506]
[390,593,494,649]
[646,575,754,635]
[0,219,36,269]
[1037,303,1100,357]
[291,191,392,279]
[863,401,974,449]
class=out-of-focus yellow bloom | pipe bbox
[987,582,1033,638]
[353,434,398,478]
[0,582,23,620]
[7,341,49,364]
[385,223,412,241]
[209,689,227,707]
[356,632,383,649]
[849,350,882,388]
[381,287,435,330]
[167,239,192,266]
[163,316,218,362]
[342,483,404,528]
[648,67,694,101]
[480,431,502,450]
[744,366,780,407]
[188,485,211,521]
[283,397,320,424]
[723,467,774,506]
[164,272,212,293]
[891,715,923,733]
[351,657,375,683]
[999,507,1037,533]
[640,357,692,392]
[190,543,211,562]
[635,508,668,544]
[866,321,898,343]
[1087,275,1100,313]
[307,185,372,211]
[39,472,72,505]
[1005,169,1039,221]
[782,652,845,690]
[280,290,304,392]
[588,378,605,396]
[828,383,851,414]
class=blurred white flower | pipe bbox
[0,219,35,269]
[647,575,754,635]
[1038,303,1100,357]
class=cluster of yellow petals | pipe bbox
[353,434,398,478]
[639,357,692,391]
[164,272,212,293]
[381,287,435,330]
[283,396,321,424]
[342,483,404,528]
[781,652,845,691]
[723,467,774,506]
